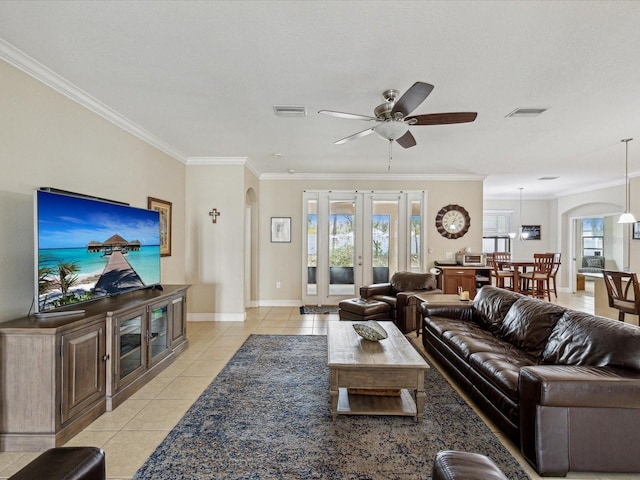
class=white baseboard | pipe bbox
[187,312,246,322]
[256,300,302,307]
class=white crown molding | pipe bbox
[244,158,261,178]
[260,172,486,181]
[186,156,248,166]
[485,175,638,201]
[185,157,261,178]
[0,38,187,163]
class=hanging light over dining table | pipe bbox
[618,138,636,224]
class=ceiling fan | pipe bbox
[318,82,477,149]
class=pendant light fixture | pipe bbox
[518,187,529,240]
[618,138,636,224]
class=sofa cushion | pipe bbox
[390,271,436,293]
[469,350,538,401]
[583,256,605,268]
[443,329,517,361]
[472,286,522,333]
[370,295,397,309]
[497,297,565,358]
[541,310,640,369]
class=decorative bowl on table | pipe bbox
[353,320,388,341]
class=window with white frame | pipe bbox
[582,218,604,257]
[483,210,513,254]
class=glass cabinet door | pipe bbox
[119,314,143,381]
[149,304,169,363]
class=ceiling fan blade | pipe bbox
[406,112,478,125]
[391,82,434,117]
[396,130,417,149]
[318,110,378,121]
[334,127,376,145]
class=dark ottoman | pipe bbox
[9,447,105,480]
[338,298,391,320]
[432,450,508,480]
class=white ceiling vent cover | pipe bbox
[273,105,307,117]
[506,108,548,118]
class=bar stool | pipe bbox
[490,252,514,290]
[548,252,561,298]
[519,253,554,301]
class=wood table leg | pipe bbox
[416,370,425,423]
[330,369,338,420]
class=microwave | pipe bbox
[455,253,486,267]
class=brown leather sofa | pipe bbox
[421,285,640,477]
[359,271,441,333]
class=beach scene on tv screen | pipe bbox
[37,191,161,312]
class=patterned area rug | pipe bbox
[134,335,530,479]
[300,305,339,314]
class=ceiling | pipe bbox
[1,1,640,199]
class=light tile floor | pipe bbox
[1,283,636,479]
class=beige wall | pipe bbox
[257,177,484,303]
[184,164,247,319]
[244,166,260,307]
[557,183,629,289]
[483,198,557,259]
[0,59,186,322]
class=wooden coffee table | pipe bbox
[327,321,429,423]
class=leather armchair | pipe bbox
[359,271,441,333]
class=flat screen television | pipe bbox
[34,188,161,314]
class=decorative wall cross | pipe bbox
[209,208,221,223]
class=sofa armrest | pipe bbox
[421,303,475,322]
[360,283,393,298]
[397,289,443,307]
[519,365,640,475]
[520,365,640,409]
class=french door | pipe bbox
[302,191,426,306]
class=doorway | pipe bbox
[569,213,623,295]
[302,191,426,306]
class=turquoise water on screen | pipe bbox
[39,245,161,285]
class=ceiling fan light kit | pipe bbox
[374,121,409,141]
[318,81,477,167]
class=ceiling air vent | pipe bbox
[538,176,559,181]
[505,108,548,118]
[273,105,307,117]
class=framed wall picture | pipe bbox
[271,217,291,243]
[148,197,172,256]
[521,225,541,240]
[633,222,640,240]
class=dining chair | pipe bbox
[519,253,555,300]
[548,252,561,298]
[490,252,514,290]
[602,270,640,322]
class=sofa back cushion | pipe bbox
[582,255,605,269]
[497,297,565,358]
[390,271,436,293]
[542,310,640,370]
[472,285,522,333]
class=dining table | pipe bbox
[496,259,536,293]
